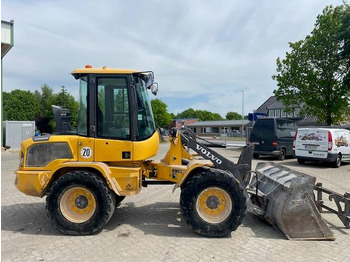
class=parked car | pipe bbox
[249,118,297,160]
[294,128,350,168]
[227,130,245,137]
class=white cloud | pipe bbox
[1,0,344,116]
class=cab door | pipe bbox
[93,76,133,162]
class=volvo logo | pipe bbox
[196,144,223,165]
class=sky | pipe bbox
[1,0,345,118]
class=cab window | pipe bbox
[77,76,88,135]
[97,78,130,139]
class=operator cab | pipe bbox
[71,65,158,142]
[66,65,160,162]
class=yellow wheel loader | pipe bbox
[14,66,349,239]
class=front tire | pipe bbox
[46,170,116,235]
[180,169,246,237]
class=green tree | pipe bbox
[3,89,40,121]
[273,5,350,125]
[196,110,223,121]
[226,111,242,120]
[175,108,197,119]
[175,108,223,121]
[41,84,54,117]
[337,3,350,86]
[4,84,79,133]
[34,84,54,133]
[33,90,42,104]
[151,98,172,128]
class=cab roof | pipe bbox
[71,65,139,78]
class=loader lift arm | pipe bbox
[315,183,350,229]
[178,128,253,185]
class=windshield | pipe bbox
[134,76,156,140]
[77,77,88,135]
[251,119,275,140]
[276,119,297,137]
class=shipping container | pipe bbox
[3,121,35,149]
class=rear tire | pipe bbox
[332,154,342,168]
[46,170,116,235]
[297,158,305,165]
[180,169,246,237]
[277,148,286,161]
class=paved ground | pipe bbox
[2,144,350,262]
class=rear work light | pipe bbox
[293,130,298,149]
[328,131,333,150]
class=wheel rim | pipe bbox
[60,186,97,223]
[195,187,232,224]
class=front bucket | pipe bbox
[249,162,335,240]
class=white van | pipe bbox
[294,128,350,168]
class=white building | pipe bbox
[1,20,14,58]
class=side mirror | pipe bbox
[133,71,158,94]
[144,72,154,88]
[151,83,158,96]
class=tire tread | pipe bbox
[180,168,246,237]
[46,170,115,235]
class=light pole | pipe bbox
[241,90,244,137]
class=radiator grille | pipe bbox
[26,142,73,167]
